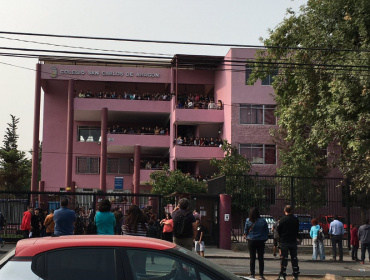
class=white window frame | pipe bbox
[239,144,277,165]
[239,104,276,125]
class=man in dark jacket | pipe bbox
[172,198,196,250]
[277,205,300,280]
[358,218,370,264]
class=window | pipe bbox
[261,69,278,86]
[239,144,276,164]
[240,104,276,125]
[245,64,277,86]
[76,157,99,174]
[126,249,218,280]
[107,158,131,174]
[33,248,117,280]
[78,126,101,142]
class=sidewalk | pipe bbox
[205,246,356,263]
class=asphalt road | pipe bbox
[209,257,370,277]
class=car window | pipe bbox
[126,249,219,280]
[42,248,117,280]
[0,261,39,280]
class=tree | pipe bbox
[150,165,207,198]
[0,115,31,191]
[248,0,370,199]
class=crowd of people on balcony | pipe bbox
[175,136,223,147]
[176,93,223,110]
[140,160,165,170]
[75,90,223,110]
[76,90,173,101]
[108,125,170,135]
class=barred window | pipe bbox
[239,144,276,165]
[240,104,276,125]
[107,158,131,174]
[76,157,100,174]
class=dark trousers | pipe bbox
[361,242,370,262]
[22,230,29,239]
[351,246,359,260]
[248,240,265,276]
[280,242,299,278]
[163,232,173,242]
[331,235,343,260]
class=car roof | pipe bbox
[15,235,177,257]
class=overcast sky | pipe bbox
[0,0,307,155]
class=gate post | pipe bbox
[219,194,231,250]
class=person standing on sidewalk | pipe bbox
[243,207,269,280]
[172,198,197,251]
[351,224,360,261]
[20,206,33,238]
[310,219,325,260]
[194,218,205,257]
[53,199,76,236]
[358,218,370,265]
[43,209,55,236]
[277,205,300,280]
[329,215,344,261]
[272,217,280,258]
[0,211,6,247]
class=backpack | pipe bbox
[317,226,325,241]
[173,211,191,238]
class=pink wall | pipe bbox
[215,50,232,143]
[177,69,215,85]
[75,98,171,113]
[174,146,224,160]
[107,134,170,148]
[41,81,69,191]
[174,108,224,123]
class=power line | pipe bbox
[1,30,370,53]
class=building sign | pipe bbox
[50,67,160,79]
[114,177,124,190]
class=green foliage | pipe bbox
[0,115,31,191]
[248,0,370,197]
[150,165,207,198]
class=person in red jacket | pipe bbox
[20,206,33,238]
[351,224,360,261]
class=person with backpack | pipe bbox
[0,211,6,247]
[310,218,325,260]
[171,198,196,251]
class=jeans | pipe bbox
[312,237,325,260]
[280,242,299,278]
[351,246,359,260]
[248,240,265,276]
[361,242,370,262]
[331,235,343,260]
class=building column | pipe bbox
[31,63,41,192]
[100,108,108,192]
[133,145,141,205]
[38,181,45,209]
[65,80,75,191]
[219,194,231,250]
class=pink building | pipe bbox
[31,49,280,193]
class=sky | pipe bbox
[0,0,307,155]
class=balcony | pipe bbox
[174,145,224,160]
[174,108,224,124]
[74,98,171,115]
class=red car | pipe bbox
[318,215,348,235]
[0,235,241,280]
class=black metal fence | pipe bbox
[227,175,370,247]
[0,191,220,245]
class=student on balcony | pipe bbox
[97,91,103,99]
[208,99,217,110]
[78,90,85,98]
[194,137,200,146]
[217,100,223,110]
[176,136,183,146]
[154,126,160,135]
[210,138,216,146]
[187,99,194,109]
[183,137,189,146]
[159,128,165,135]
